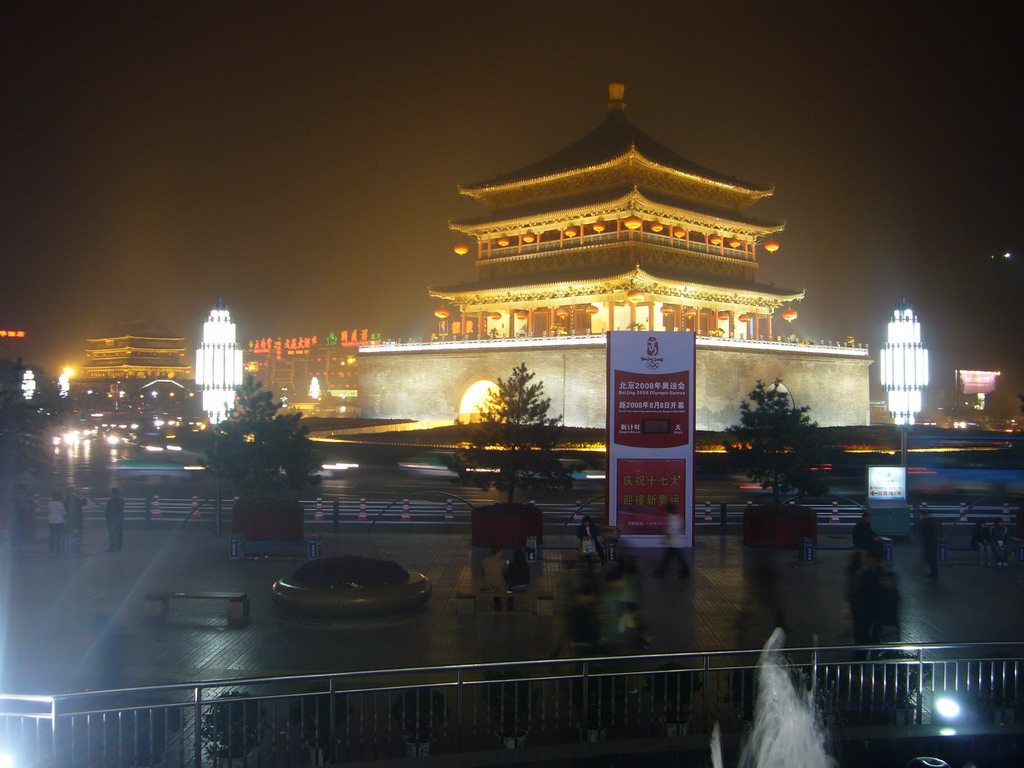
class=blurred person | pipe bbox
[480,546,507,612]
[917,509,939,579]
[991,519,1010,566]
[46,490,66,554]
[577,514,605,564]
[104,487,125,552]
[654,503,690,578]
[505,548,530,610]
[852,511,884,560]
[846,550,869,646]
[64,485,84,534]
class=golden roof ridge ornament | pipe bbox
[608,82,626,111]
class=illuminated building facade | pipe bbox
[360,84,870,430]
[196,301,243,424]
[82,321,192,381]
[244,329,378,412]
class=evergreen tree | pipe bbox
[726,379,828,508]
[448,362,572,502]
[204,375,320,497]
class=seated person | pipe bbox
[851,511,884,559]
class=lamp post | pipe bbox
[880,299,928,467]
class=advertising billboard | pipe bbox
[607,331,695,546]
[956,370,999,395]
[867,466,907,503]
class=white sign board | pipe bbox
[606,331,696,547]
[867,466,907,504]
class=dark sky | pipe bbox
[3,2,1022,405]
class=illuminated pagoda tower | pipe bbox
[82,320,192,382]
[360,84,869,430]
[196,300,243,424]
[433,83,799,341]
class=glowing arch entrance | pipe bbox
[459,379,497,423]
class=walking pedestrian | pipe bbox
[64,486,84,534]
[917,509,939,579]
[105,487,125,552]
[46,490,66,554]
[577,515,605,564]
[654,503,690,578]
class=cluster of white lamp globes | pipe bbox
[195,301,243,425]
[880,298,929,426]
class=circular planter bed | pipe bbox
[272,556,432,618]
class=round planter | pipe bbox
[272,573,432,618]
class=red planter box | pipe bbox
[231,496,305,542]
[742,506,817,548]
[471,504,544,548]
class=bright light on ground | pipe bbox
[935,697,960,719]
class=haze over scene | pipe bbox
[3,2,1020,409]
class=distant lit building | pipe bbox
[361,84,870,430]
[244,329,376,413]
[196,301,243,424]
[82,321,192,381]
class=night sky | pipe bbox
[3,2,1021,409]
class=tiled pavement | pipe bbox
[2,521,1023,695]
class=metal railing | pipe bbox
[2,642,1022,766]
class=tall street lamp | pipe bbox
[880,299,928,467]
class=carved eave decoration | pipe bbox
[459,147,774,215]
[430,266,803,310]
[450,187,784,241]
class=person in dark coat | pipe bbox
[917,509,939,579]
[105,487,125,552]
[577,515,605,564]
[851,511,884,560]
[991,519,1011,566]
[505,548,530,610]
[970,520,994,566]
[64,486,84,534]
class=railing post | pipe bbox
[457,668,464,753]
[702,653,710,733]
[581,661,589,730]
[916,648,924,725]
[194,686,203,768]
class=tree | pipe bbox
[203,375,320,497]
[725,379,828,508]
[447,363,572,502]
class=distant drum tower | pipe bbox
[196,300,243,424]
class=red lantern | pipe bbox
[522,234,535,243]
[564,227,578,237]
[497,238,510,247]
[782,307,798,321]
[453,244,469,255]
[738,313,753,322]
[728,239,741,248]
[764,240,781,253]
[585,305,599,315]
[624,216,643,230]
[434,308,450,319]
[515,311,529,320]
[592,222,606,233]
[683,307,698,318]
[626,289,645,304]
[661,306,675,314]
[555,307,570,319]
[651,223,664,233]
[674,229,687,238]
[710,235,723,245]
[717,311,731,321]
[489,312,502,321]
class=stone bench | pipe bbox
[456,591,554,616]
[145,591,251,628]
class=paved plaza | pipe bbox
[2,519,1023,695]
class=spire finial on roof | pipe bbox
[608,82,626,111]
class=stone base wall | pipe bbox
[358,341,870,431]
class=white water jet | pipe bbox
[712,628,836,768]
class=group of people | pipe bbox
[480,546,531,611]
[970,518,1011,566]
[44,486,125,554]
